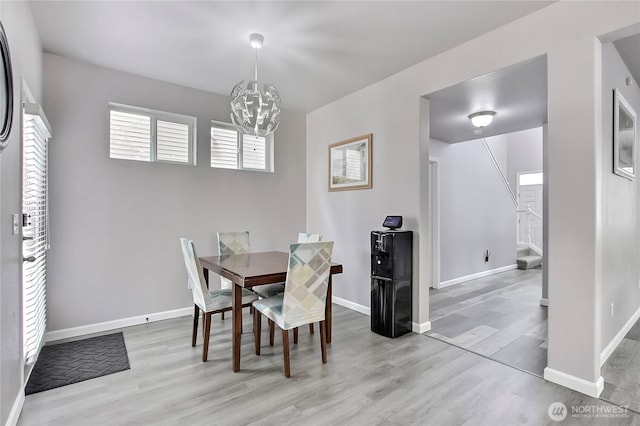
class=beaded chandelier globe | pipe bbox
[230,33,281,137]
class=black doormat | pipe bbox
[26,332,130,395]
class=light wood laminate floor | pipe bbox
[602,317,640,413]
[427,268,547,377]
[18,305,638,425]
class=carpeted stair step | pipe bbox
[517,246,530,258]
[517,255,543,270]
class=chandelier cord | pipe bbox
[254,47,259,81]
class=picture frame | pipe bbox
[328,133,372,191]
[613,88,636,181]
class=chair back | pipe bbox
[298,233,322,243]
[179,238,211,311]
[217,231,250,289]
[282,241,334,328]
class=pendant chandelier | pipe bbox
[230,33,281,137]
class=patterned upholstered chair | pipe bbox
[217,231,251,289]
[253,233,323,341]
[252,241,334,377]
[180,238,257,362]
[252,233,322,299]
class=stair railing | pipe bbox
[481,138,518,208]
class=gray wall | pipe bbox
[430,138,516,282]
[307,1,638,390]
[43,54,307,331]
[0,1,43,423]
[600,42,640,350]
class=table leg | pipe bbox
[326,275,333,343]
[232,282,242,372]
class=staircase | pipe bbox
[517,244,542,270]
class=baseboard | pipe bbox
[543,367,604,397]
[540,298,549,307]
[438,264,517,289]
[6,389,24,426]
[412,321,431,334]
[600,304,640,366]
[46,306,193,343]
[332,296,370,316]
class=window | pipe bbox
[109,103,196,165]
[210,121,273,172]
[519,172,543,186]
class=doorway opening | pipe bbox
[424,56,548,377]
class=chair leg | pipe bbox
[319,321,327,364]
[293,327,299,344]
[282,329,291,378]
[269,320,275,346]
[221,311,225,320]
[203,313,212,362]
[254,310,262,355]
[309,323,314,334]
[192,305,199,347]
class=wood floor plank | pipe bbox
[18,305,639,425]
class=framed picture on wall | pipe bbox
[613,88,637,181]
[328,134,372,191]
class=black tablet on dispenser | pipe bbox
[382,216,402,230]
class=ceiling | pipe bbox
[428,56,548,143]
[28,1,554,112]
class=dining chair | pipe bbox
[180,238,257,362]
[216,231,251,289]
[252,233,322,299]
[216,231,252,320]
[252,241,334,377]
[252,233,323,340]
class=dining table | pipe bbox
[199,250,343,372]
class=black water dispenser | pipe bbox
[371,217,412,338]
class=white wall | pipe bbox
[600,42,640,350]
[506,127,544,191]
[307,1,639,394]
[430,138,516,283]
[0,2,43,423]
[42,54,307,331]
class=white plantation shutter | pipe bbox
[109,103,195,165]
[109,110,151,161]
[157,120,189,163]
[242,135,266,170]
[211,125,239,169]
[22,103,52,365]
[210,121,272,171]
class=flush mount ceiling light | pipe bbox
[230,33,281,137]
[468,111,496,129]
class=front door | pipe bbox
[517,172,543,250]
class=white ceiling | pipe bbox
[428,56,548,143]
[29,1,553,112]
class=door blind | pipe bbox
[22,103,52,365]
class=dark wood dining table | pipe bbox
[199,250,343,372]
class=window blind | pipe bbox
[242,135,266,170]
[22,103,52,365]
[211,126,238,169]
[157,120,189,163]
[108,104,196,165]
[109,110,151,162]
